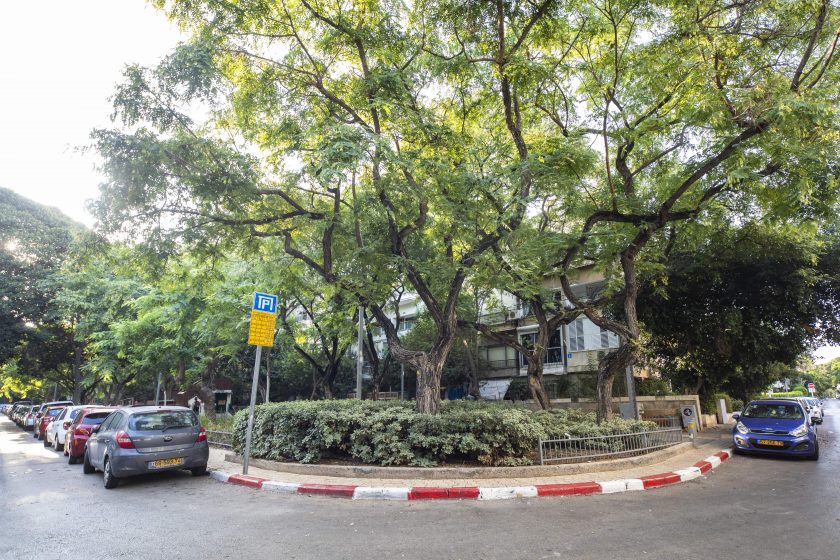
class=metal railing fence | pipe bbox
[206,430,233,449]
[538,427,683,465]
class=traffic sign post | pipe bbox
[243,292,278,475]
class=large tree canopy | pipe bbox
[637,223,840,402]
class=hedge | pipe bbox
[232,400,656,467]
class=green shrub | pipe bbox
[769,388,807,398]
[200,414,236,431]
[232,400,656,467]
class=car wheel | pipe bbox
[190,466,207,477]
[809,442,820,461]
[82,450,95,474]
[54,436,62,451]
[68,453,79,465]
[103,457,119,489]
[43,435,51,447]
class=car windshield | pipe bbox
[129,411,197,431]
[743,403,803,419]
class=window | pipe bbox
[80,411,112,426]
[486,346,508,366]
[568,318,585,352]
[520,330,564,366]
[397,317,415,332]
[129,410,197,431]
[99,413,119,432]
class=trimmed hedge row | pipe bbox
[232,401,656,467]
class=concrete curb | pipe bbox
[208,448,733,501]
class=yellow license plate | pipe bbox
[757,439,785,447]
[151,457,185,468]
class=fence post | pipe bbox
[538,439,545,466]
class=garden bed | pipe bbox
[232,400,656,467]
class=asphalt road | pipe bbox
[2,403,839,560]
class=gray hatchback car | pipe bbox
[83,406,209,488]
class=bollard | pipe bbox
[686,420,698,448]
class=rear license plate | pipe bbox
[151,457,185,469]
[757,439,785,447]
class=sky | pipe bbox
[0,1,185,228]
[0,2,838,366]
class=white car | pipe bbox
[45,405,88,452]
[803,397,824,424]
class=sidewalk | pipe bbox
[207,426,734,499]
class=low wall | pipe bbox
[224,442,693,480]
[547,395,702,417]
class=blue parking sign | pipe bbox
[252,292,278,314]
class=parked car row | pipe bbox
[4,403,209,488]
[732,398,821,460]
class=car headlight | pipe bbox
[790,424,808,437]
[736,421,749,435]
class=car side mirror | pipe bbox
[92,425,101,434]
[731,412,740,420]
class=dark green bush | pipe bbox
[232,400,656,467]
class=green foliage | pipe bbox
[768,389,806,398]
[635,378,673,397]
[232,400,655,467]
[0,187,80,365]
[638,224,840,402]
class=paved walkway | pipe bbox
[208,425,733,488]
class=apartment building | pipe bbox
[365,265,631,400]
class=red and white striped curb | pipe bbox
[208,448,733,501]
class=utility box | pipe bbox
[680,405,699,430]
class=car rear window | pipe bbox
[129,411,197,431]
[81,412,112,425]
[47,408,64,417]
[743,404,803,419]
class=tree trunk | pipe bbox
[462,343,482,400]
[415,358,444,415]
[595,249,643,423]
[310,365,320,399]
[71,343,85,404]
[527,361,551,411]
[595,342,637,422]
[198,383,216,419]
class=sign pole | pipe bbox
[243,291,279,475]
[356,305,364,400]
[242,345,262,475]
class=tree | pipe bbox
[0,187,79,366]
[547,0,840,420]
[637,224,840,402]
[92,0,587,414]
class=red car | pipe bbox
[37,406,66,441]
[65,408,116,464]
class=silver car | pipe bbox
[83,406,209,489]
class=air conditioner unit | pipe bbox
[505,310,519,321]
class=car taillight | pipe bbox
[196,427,206,443]
[75,426,91,436]
[116,430,135,449]
[63,421,71,429]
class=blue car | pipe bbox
[732,399,818,460]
